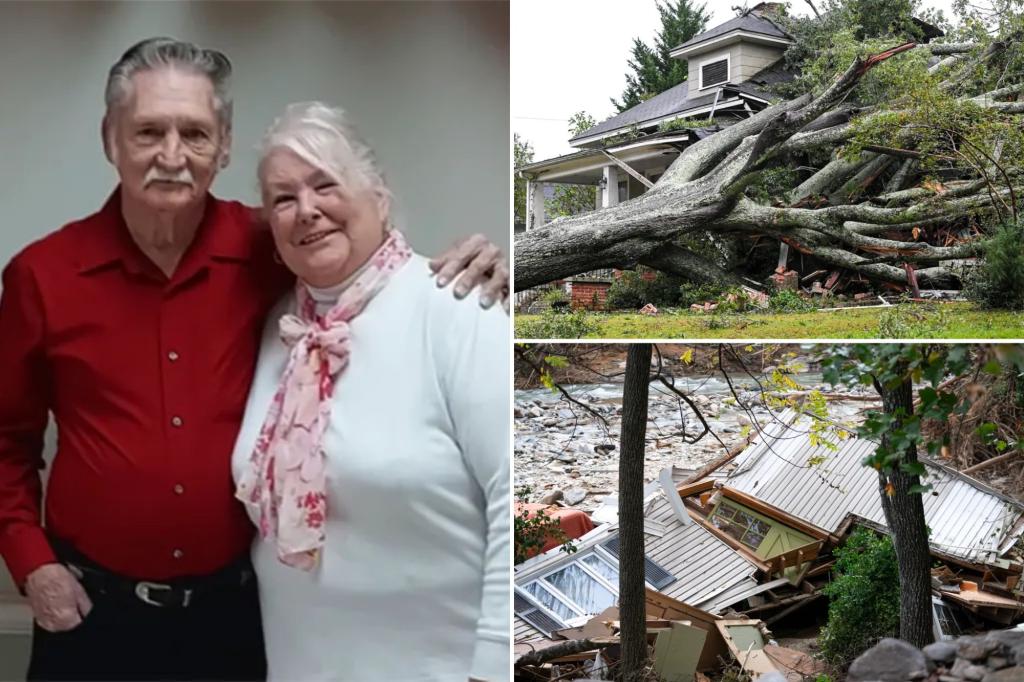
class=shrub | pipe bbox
[540,287,569,308]
[517,309,598,339]
[514,487,576,564]
[818,528,900,666]
[965,220,1024,311]
[678,282,731,307]
[606,270,686,310]
[877,301,951,338]
[769,289,814,313]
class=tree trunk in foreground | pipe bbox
[618,344,652,682]
[877,372,935,649]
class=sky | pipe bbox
[512,0,956,161]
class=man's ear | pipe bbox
[101,115,117,165]
[218,128,233,170]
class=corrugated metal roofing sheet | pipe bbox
[725,414,1024,566]
[514,492,760,642]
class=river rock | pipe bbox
[847,638,929,682]
[563,488,587,505]
[924,641,957,665]
[538,490,563,505]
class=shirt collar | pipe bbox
[77,187,253,275]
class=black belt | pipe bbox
[53,541,254,610]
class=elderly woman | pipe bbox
[230,102,509,682]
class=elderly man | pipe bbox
[0,38,507,681]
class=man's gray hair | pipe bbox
[259,102,392,209]
[105,37,234,130]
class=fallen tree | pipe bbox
[515,35,1024,292]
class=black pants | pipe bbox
[27,551,266,681]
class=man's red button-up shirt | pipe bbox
[0,189,292,586]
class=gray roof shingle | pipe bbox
[672,12,790,53]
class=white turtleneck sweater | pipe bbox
[230,253,510,682]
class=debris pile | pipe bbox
[514,404,1024,680]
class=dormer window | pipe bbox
[699,54,730,89]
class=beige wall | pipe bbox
[685,40,785,89]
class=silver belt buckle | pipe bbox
[134,581,192,608]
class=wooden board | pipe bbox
[653,621,707,682]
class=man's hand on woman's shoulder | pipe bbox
[429,234,509,314]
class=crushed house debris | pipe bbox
[514,411,1024,680]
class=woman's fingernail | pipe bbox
[437,276,449,287]
[480,295,493,308]
[455,285,468,297]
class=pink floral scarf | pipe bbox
[236,230,412,570]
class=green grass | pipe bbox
[515,302,1024,339]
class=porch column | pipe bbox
[526,179,545,230]
[601,165,619,208]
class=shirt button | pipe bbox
[173,484,185,495]
[168,351,179,362]
[171,416,183,428]
[172,549,184,559]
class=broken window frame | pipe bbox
[711,500,771,551]
[522,547,621,626]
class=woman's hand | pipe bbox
[429,234,509,313]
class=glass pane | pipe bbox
[740,529,766,549]
[524,581,577,621]
[545,563,617,614]
[582,553,619,584]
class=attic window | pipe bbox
[700,57,729,89]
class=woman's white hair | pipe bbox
[258,102,391,211]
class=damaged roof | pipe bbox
[515,489,761,641]
[725,414,1024,567]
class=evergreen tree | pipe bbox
[612,0,711,112]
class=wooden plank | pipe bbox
[600,150,656,189]
[720,487,830,540]
[653,621,706,682]
[675,478,716,500]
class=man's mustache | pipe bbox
[144,166,194,188]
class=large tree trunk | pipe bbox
[877,372,935,649]
[515,42,1021,293]
[618,344,652,682]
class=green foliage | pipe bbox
[515,304,1024,339]
[678,282,731,307]
[818,345,1005,481]
[769,288,814,312]
[877,302,954,338]
[606,270,687,309]
[516,308,599,339]
[818,528,901,666]
[514,487,577,564]
[771,0,943,101]
[612,0,710,112]
[540,287,569,307]
[513,133,534,226]
[657,116,719,133]
[548,112,598,218]
[965,220,1024,310]
[744,166,800,205]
